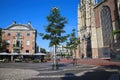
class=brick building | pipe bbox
[2,21,37,54]
[93,0,120,58]
[78,0,120,59]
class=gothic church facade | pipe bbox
[78,0,120,59]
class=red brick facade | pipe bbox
[2,22,36,54]
[92,0,120,58]
[94,0,118,28]
[78,0,120,59]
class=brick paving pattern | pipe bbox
[59,58,120,66]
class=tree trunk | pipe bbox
[53,45,58,70]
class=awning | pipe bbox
[0,53,46,56]
[34,53,46,56]
[0,52,9,55]
[10,53,19,55]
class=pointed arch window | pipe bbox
[100,5,113,46]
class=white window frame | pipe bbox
[26,40,30,45]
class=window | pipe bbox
[6,40,10,45]
[26,40,30,45]
[16,40,20,47]
[7,33,11,36]
[16,32,22,37]
[13,44,15,47]
[27,33,30,36]
[26,50,29,53]
[100,6,113,46]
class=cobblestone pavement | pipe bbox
[0,62,119,80]
[0,68,39,80]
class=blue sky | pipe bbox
[0,0,101,50]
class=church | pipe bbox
[77,0,120,59]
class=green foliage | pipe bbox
[0,28,7,52]
[113,19,120,34]
[57,53,71,57]
[39,7,68,47]
[33,59,40,63]
[66,29,80,50]
[0,40,7,52]
[0,60,4,63]
[0,28,2,49]
[0,59,8,63]
[113,30,120,34]
[14,59,22,62]
[40,48,46,53]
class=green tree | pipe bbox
[39,7,68,70]
[66,29,80,65]
[0,28,6,52]
[113,19,120,41]
[0,28,2,52]
[113,23,120,34]
[40,48,46,53]
[113,30,120,34]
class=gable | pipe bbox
[6,22,34,30]
[9,25,29,30]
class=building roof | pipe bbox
[5,21,35,31]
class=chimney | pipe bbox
[13,21,16,24]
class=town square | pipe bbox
[0,0,120,80]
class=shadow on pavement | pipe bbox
[61,73,76,80]
[100,65,120,70]
[62,65,119,80]
[50,63,69,67]
[26,65,119,80]
[61,69,118,80]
